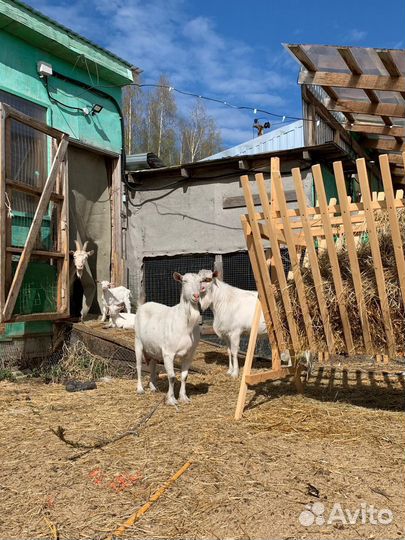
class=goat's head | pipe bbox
[173,272,201,305]
[98,280,112,291]
[71,240,94,278]
[197,269,219,311]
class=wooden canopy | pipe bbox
[285,44,405,184]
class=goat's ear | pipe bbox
[173,272,183,282]
[87,250,95,256]
[213,270,219,278]
[69,250,75,255]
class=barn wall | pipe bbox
[126,167,313,303]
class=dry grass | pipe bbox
[275,209,405,354]
[0,340,404,539]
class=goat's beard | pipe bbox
[76,269,83,278]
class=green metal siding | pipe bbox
[0,28,128,154]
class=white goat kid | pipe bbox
[108,304,136,329]
[199,269,267,378]
[135,272,201,406]
[99,280,132,323]
[70,240,95,321]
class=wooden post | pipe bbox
[312,164,355,354]
[0,105,5,321]
[111,156,124,286]
[333,161,373,355]
[292,167,335,354]
[356,158,395,358]
[235,300,262,420]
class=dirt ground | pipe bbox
[0,339,404,540]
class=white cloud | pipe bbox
[343,29,367,43]
[23,0,297,148]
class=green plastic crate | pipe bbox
[12,261,57,315]
[12,211,52,250]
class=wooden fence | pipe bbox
[235,154,405,419]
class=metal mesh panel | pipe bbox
[144,253,215,306]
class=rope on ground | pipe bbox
[105,461,192,540]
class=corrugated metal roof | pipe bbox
[203,120,304,161]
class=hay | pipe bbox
[0,340,404,539]
[275,209,405,354]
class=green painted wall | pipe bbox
[0,30,126,154]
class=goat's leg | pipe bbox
[124,298,131,313]
[229,332,241,378]
[163,354,177,406]
[223,336,233,375]
[81,275,96,322]
[135,338,145,394]
[179,356,193,403]
[100,304,108,323]
[149,359,158,392]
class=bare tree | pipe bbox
[180,99,222,163]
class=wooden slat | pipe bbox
[338,47,362,74]
[333,161,373,354]
[345,124,404,137]
[241,219,281,355]
[6,247,64,258]
[2,136,68,321]
[364,139,405,152]
[111,156,124,286]
[0,105,5,321]
[327,99,405,118]
[292,167,335,353]
[388,154,405,165]
[271,166,316,350]
[235,300,262,420]
[356,158,396,357]
[241,175,287,352]
[245,367,296,386]
[287,45,317,71]
[377,50,402,77]
[250,197,405,224]
[223,190,297,210]
[255,168,300,353]
[312,164,355,354]
[7,312,69,323]
[59,155,69,315]
[299,71,405,92]
[379,155,405,309]
[1,103,67,140]
[6,179,63,202]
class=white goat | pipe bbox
[198,269,267,378]
[108,304,136,329]
[98,280,132,323]
[70,240,95,321]
[135,272,201,405]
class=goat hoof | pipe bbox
[166,396,178,406]
[179,395,191,404]
[226,368,233,375]
[230,370,239,379]
[137,387,145,395]
[149,383,158,392]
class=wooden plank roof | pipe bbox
[285,44,405,182]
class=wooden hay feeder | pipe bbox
[235,154,405,419]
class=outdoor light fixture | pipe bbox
[91,104,103,115]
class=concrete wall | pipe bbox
[126,167,313,303]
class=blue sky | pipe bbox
[24,0,405,148]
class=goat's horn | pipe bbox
[83,241,89,251]
[74,239,81,251]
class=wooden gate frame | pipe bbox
[0,103,69,323]
[235,154,405,419]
